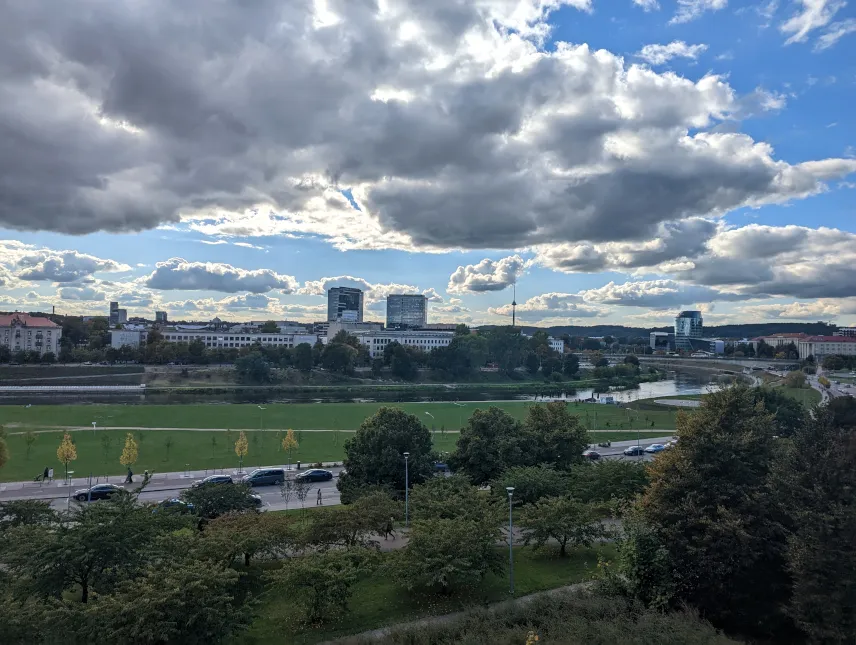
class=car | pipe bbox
[250,493,264,507]
[295,469,333,482]
[582,449,601,460]
[153,498,195,514]
[623,445,644,456]
[74,483,123,502]
[434,462,450,472]
[191,474,233,488]
[242,468,285,487]
[644,443,666,453]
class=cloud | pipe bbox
[297,275,428,304]
[815,18,856,50]
[145,258,298,294]
[669,0,728,24]
[580,280,748,308]
[780,0,846,45]
[448,256,528,294]
[490,292,603,321]
[739,298,856,320]
[58,286,107,301]
[636,41,708,65]
[633,0,661,11]
[0,1,853,254]
[14,248,130,283]
[422,288,444,302]
[163,296,326,321]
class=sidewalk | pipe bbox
[0,461,344,499]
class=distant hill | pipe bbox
[480,322,839,340]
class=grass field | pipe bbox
[0,428,667,482]
[239,544,615,645]
[776,386,821,406]
[0,400,677,432]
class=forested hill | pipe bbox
[498,322,839,340]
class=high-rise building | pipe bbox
[674,310,703,350]
[117,309,128,324]
[155,311,168,324]
[327,287,364,323]
[109,301,119,326]
[386,294,428,328]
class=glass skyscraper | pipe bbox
[386,294,427,328]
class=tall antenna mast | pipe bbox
[512,283,517,328]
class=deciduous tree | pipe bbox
[234,431,248,471]
[180,483,259,519]
[119,432,138,469]
[520,496,609,556]
[490,466,568,506]
[56,432,77,480]
[281,429,298,468]
[450,406,530,485]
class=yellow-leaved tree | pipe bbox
[119,432,139,470]
[281,428,299,470]
[235,431,248,472]
[56,432,77,481]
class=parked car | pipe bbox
[644,443,666,453]
[191,474,233,488]
[582,449,601,460]
[153,498,195,514]
[623,445,644,456]
[434,462,450,472]
[250,493,264,507]
[242,468,285,487]
[295,469,333,482]
[74,483,123,502]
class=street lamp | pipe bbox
[257,405,266,432]
[403,452,410,528]
[91,421,97,435]
[506,486,515,595]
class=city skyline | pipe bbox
[1,1,855,327]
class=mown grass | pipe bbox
[776,386,821,407]
[238,545,616,645]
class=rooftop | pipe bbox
[802,336,856,342]
[0,313,60,328]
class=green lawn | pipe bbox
[0,428,666,483]
[777,386,821,406]
[0,400,677,432]
[239,544,615,645]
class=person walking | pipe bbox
[41,465,49,483]
[316,488,323,506]
[384,516,396,541]
[125,467,133,484]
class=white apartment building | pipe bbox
[834,327,856,338]
[797,336,856,360]
[161,329,319,349]
[356,330,454,358]
[549,337,565,353]
[0,313,62,356]
[110,329,148,348]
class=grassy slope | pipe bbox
[0,429,665,482]
[778,386,821,406]
[0,401,677,432]
[240,545,615,645]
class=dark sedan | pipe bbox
[191,474,233,488]
[582,449,601,461]
[74,483,123,501]
[623,445,645,456]
[295,469,333,483]
[153,498,195,514]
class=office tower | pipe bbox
[674,310,703,349]
[386,294,428,328]
[155,311,168,324]
[327,287,364,323]
[109,301,119,326]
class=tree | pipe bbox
[0,436,8,471]
[0,500,57,532]
[163,435,174,461]
[525,352,540,376]
[566,460,648,504]
[541,356,562,378]
[524,401,589,469]
[321,342,356,374]
[203,512,295,567]
[234,353,272,384]
[410,475,496,522]
[490,466,568,506]
[822,354,845,371]
[337,407,434,503]
[624,354,640,366]
[485,327,528,376]
[625,387,791,639]
[281,429,299,469]
[41,351,56,364]
[293,477,312,512]
[774,406,856,643]
[784,370,807,388]
[234,431,248,472]
[827,396,856,429]
[56,432,77,481]
[582,338,602,351]
[271,549,377,623]
[751,387,806,438]
[389,343,417,380]
[180,483,259,519]
[22,429,36,461]
[520,496,609,556]
[303,492,400,550]
[393,517,503,593]
[371,358,384,378]
[294,342,313,372]
[259,320,279,333]
[119,433,138,470]
[563,353,580,377]
[450,406,530,485]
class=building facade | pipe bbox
[109,301,119,326]
[548,337,565,353]
[327,287,364,323]
[155,311,168,324]
[797,336,856,360]
[0,313,62,356]
[674,311,703,350]
[650,331,674,350]
[160,329,318,349]
[386,294,428,328]
[117,309,128,324]
[834,327,856,337]
[355,330,454,358]
[110,329,148,348]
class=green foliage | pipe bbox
[822,354,845,370]
[783,370,807,388]
[293,342,314,372]
[525,352,540,375]
[271,549,378,624]
[234,353,272,384]
[202,512,296,567]
[566,460,649,504]
[0,499,58,532]
[629,387,792,639]
[774,406,856,643]
[180,483,259,519]
[337,407,434,504]
[451,406,529,485]
[563,353,580,377]
[624,354,640,366]
[827,395,856,429]
[0,436,8,470]
[519,496,610,556]
[751,387,807,436]
[392,517,504,593]
[389,343,417,380]
[259,321,279,333]
[410,475,497,522]
[428,333,489,379]
[302,491,401,550]
[484,326,528,376]
[524,401,589,469]
[490,466,568,506]
[321,342,357,374]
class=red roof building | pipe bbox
[1,313,62,357]
[797,335,856,360]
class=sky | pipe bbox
[1,0,855,329]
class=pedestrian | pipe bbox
[125,467,133,484]
[48,467,54,483]
[42,465,49,482]
[316,488,322,506]
[385,516,396,540]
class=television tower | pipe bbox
[511,283,517,328]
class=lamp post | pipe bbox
[91,421,97,436]
[258,405,266,432]
[403,452,410,528]
[507,486,515,595]
[424,412,435,437]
